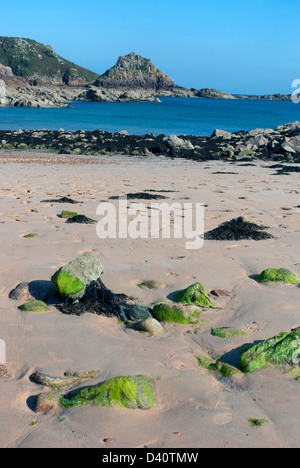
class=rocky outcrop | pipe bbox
[192,88,236,99]
[77,85,161,102]
[94,52,175,90]
[5,86,78,108]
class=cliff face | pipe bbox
[0,37,98,85]
[94,52,175,90]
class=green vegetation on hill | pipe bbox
[0,36,98,84]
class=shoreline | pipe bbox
[0,121,299,163]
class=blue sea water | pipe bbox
[0,97,299,136]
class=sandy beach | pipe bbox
[0,150,299,448]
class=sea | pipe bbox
[0,97,299,136]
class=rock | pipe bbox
[51,253,104,300]
[211,129,232,139]
[255,268,299,284]
[19,300,49,313]
[152,301,202,324]
[248,128,275,136]
[117,304,153,322]
[94,52,175,90]
[9,282,33,301]
[195,89,236,100]
[137,280,166,290]
[173,282,215,308]
[57,375,155,410]
[163,135,194,151]
[35,391,60,413]
[133,318,164,335]
[30,370,101,389]
[197,357,242,377]
[210,289,230,297]
[239,327,300,373]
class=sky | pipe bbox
[0,0,299,94]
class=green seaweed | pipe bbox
[255,268,299,284]
[196,357,242,377]
[59,375,155,409]
[60,211,79,219]
[239,328,300,373]
[173,283,215,308]
[20,300,49,313]
[248,419,269,427]
[211,327,249,339]
[152,303,201,324]
[23,233,37,238]
[51,270,85,299]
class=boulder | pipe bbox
[59,375,155,410]
[163,135,194,151]
[239,328,300,373]
[51,253,104,300]
[255,268,299,284]
[173,282,215,308]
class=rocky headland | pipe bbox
[1,121,299,163]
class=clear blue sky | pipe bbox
[1,0,299,94]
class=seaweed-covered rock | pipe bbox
[211,327,249,339]
[19,300,49,313]
[239,327,300,373]
[173,282,215,308]
[35,391,60,413]
[255,268,299,284]
[51,253,104,300]
[197,357,242,378]
[152,301,202,324]
[204,216,274,241]
[59,375,155,410]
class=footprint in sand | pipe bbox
[214,413,233,426]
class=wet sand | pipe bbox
[0,150,299,448]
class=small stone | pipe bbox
[133,318,164,335]
[9,282,33,301]
[210,289,230,297]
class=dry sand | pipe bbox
[0,150,299,448]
